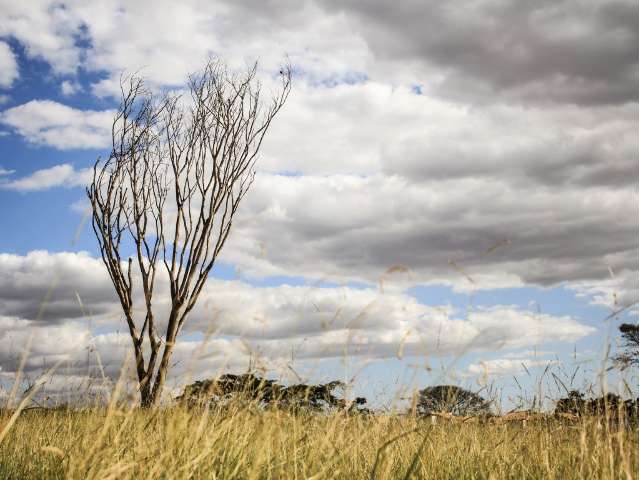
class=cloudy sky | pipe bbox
[1,0,638,407]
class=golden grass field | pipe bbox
[1,403,638,479]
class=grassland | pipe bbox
[1,404,638,479]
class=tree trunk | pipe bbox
[129,336,153,408]
[139,377,153,408]
[149,342,175,407]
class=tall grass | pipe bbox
[1,403,638,479]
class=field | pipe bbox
[1,404,638,479]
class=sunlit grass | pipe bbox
[1,404,638,479]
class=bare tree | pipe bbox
[87,59,291,407]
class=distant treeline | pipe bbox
[176,373,369,413]
[177,375,639,421]
[555,390,639,418]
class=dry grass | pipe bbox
[1,404,638,479]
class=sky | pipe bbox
[0,0,638,409]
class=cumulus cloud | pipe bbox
[0,100,113,149]
[194,293,594,361]
[207,81,639,294]
[3,0,639,106]
[0,317,251,402]
[219,172,639,289]
[569,269,639,316]
[467,357,559,377]
[1,0,369,96]
[0,59,635,302]
[0,0,636,397]
[0,1,84,74]
[187,281,596,354]
[0,251,594,384]
[0,251,117,324]
[323,0,639,105]
[0,41,18,88]
[60,80,81,96]
[0,163,91,191]
[256,80,639,184]
[0,316,90,375]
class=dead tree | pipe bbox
[87,59,291,407]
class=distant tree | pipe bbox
[87,59,291,408]
[278,381,369,413]
[615,323,639,370]
[177,373,369,413]
[177,373,280,408]
[555,389,639,419]
[277,381,343,412]
[588,393,624,416]
[555,390,587,415]
[416,385,490,416]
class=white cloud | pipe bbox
[1,82,634,295]
[0,1,84,74]
[0,41,18,87]
[0,4,635,294]
[0,251,117,324]
[0,0,636,398]
[256,80,639,183]
[0,100,114,149]
[219,172,639,289]
[569,269,639,316]
[4,0,639,105]
[69,198,90,214]
[0,314,253,403]
[237,82,639,293]
[0,163,91,191]
[0,251,594,382]
[190,287,594,361]
[467,358,560,377]
[0,0,369,96]
[0,316,90,374]
[81,0,370,97]
[322,0,639,105]
[60,79,81,96]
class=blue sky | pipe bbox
[1,0,638,409]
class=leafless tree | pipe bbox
[87,59,291,407]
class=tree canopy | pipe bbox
[615,323,639,370]
[555,389,639,418]
[177,373,369,414]
[416,385,490,416]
